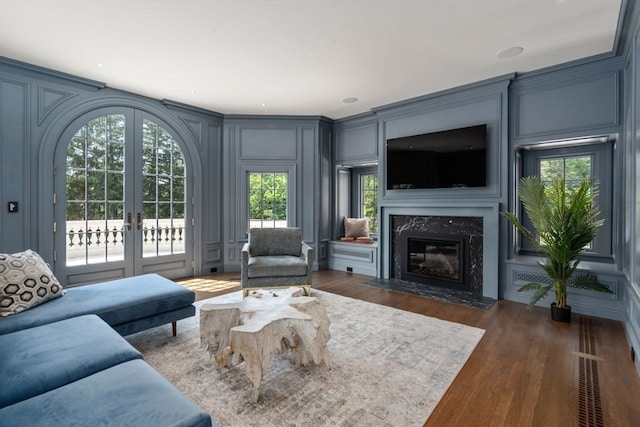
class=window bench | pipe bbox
[328,240,378,277]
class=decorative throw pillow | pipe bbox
[344,217,370,238]
[0,250,64,317]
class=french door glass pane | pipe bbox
[141,119,186,258]
[66,115,126,265]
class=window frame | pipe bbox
[517,139,614,262]
[240,164,296,234]
[350,166,379,236]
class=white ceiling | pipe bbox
[0,0,623,120]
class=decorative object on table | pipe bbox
[200,287,330,402]
[501,176,612,322]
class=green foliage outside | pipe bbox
[249,172,288,225]
[66,115,185,222]
[361,174,378,233]
[539,155,591,193]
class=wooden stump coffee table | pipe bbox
[200,287,331,402]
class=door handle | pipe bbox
[126,213,132,230]
[136,213,142,230]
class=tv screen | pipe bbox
[386,124,487,190]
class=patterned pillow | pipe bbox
[344,217,370,238]
[0,250,64,317]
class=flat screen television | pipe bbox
[386,124,487,190]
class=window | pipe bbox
[539,155,593,249]
[66,114,126,265]
[539,155,592,192]
[350,166,378,235]
[360,173,378,234]
[519,139,613,260]
[141,119,187,258]
[248,172,288,228]
[64,114,187,266]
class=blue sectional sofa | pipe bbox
[0,274,216,427]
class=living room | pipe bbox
[1,0,640,425]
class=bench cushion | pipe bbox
[0,359,213,427]
[0,314,142,408]
[0,274,195,335]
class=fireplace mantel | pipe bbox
[381,204,500,299]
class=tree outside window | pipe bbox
[249,172,288,228]
[539,155,592,195]
[65,114,186,265]
[360,173,378,234]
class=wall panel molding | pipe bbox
[334,118,378,165]
[0,79,29,253]
[180,117,204,150]
[37,86,77,125]
[239,127,297,159]
[512,71,620,140]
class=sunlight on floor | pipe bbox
[177,276,240,293]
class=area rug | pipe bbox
[125,290,485,427]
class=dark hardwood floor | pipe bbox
[178,270,640,427]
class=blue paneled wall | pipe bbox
[619,0,640,375]
[221,115,332,271]
[0,58,223,283]
[1,0,639,376]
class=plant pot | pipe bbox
[551,303,571,323]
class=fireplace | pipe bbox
[391,214,484,295]
[401,234,469,291]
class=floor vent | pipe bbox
[578,317,604,427]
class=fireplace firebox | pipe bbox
[401,234,470,291]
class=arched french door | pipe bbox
[53,107,194,285]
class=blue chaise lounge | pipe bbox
[0,273,196,336]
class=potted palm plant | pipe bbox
[502,176,612,322]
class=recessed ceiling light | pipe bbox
[97,63,103,68]
[261,103,267,107]
[342,97,358,104]
[496,46,524,59]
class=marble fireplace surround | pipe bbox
[394,215,482,293]
[381,204,500,300]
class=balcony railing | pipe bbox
[65,219,185,265]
